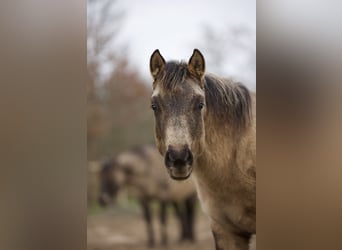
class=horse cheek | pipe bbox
[188,114,204,155]
[154,116,167,155]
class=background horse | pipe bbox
[149,49,256,250]
[98,144,198,247]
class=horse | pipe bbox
[98,144,198,247]
[149,49,256,250]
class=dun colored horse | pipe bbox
[149,49,256,250]
[98,144,197,247]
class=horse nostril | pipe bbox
[184,150,189,161]
[185,149,193,164]
[167,151,175,162]
[165,151,174,167]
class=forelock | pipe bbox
[158,61,188,90]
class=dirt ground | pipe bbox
[87,206,214,250]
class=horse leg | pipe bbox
[140,199,155,247]
[184,194,196,242]
[159,200,168,246]
[172,201,187,242]
[211,222,250,250]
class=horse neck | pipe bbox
[195,112,247,185]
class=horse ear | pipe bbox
[150,49,166,80]
[188,49,205,80]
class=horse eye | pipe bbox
[198,102,204,110]
[151,103,158,111]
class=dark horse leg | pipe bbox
[140,199,155,247]
[159,200,168,246]
[172,201,187,242]
[184,194,197,242]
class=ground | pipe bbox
[87,205,214,250]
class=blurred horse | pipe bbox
[98,144,197,247]
[149,49,256,250]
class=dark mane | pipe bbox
[159,61,188,90]
[204,75,252,129]
[101,158,116,173]
[159,62,252,129]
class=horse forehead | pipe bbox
[189,81,204,96]
[153,81,203,99]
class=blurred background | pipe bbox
[2,1,342,250]
[87,0,255,249]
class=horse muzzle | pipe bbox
[168,165,193,180]
[165,145,193,180]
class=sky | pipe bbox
[96,0,256,89]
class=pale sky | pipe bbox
[100,0,256,89]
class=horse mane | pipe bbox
[158,61,188,90]
[159,61,252,129]
[101,158,116,172]
[204,74,252,129]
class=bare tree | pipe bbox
[87,0,125,160]
[87,0,125,87]
[87,1,154,160]
[199,25,256,88]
